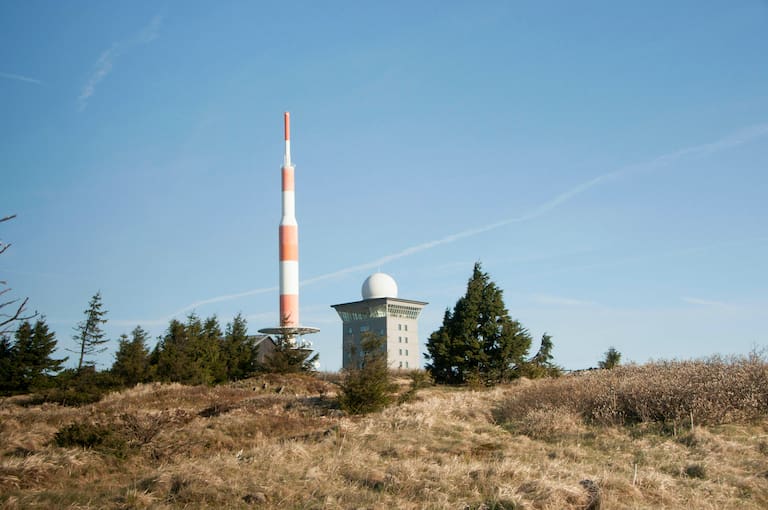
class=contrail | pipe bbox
[78,15,163,110]
[0,72,42,85]
[165,122,768,319]
[166,285,278,319]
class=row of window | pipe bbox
[388,304,421,319]
[397,323,409,331]
[398,336,408,343]
[399,361,410,369]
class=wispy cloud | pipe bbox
[135,14,163,44]
[167,285,278,319]
[78,47,116,109]
[0,72,42,85]
[135,122,768,323]
[681,297,733,308]
[78,14,163,111]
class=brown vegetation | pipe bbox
[498,353,768,428]
[1,358,767,509]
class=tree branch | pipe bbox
[0,296,37,333]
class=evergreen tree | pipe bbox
[153,318,191,383]
[521,333,562,378]
[260,334,318,374]
[338,332,397,414]
[152,314,226,385]
[0,319,66,394]
[598,346,622,369]
[0,334,18,394]
[111,326,150,386]
[20,319,66,390]
[71,292,108,370]
[425,262,532,384]
[221,313,259,380]
[200,315,226,384]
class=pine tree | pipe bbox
[71,292,108,370]
[338,332,397,414]
[425,262,532,385]
[598,346,622,369]
[260,334,318,374]
[0,319,66,394]
[153,318,191,383]
[0,334,18,394]
[152,314,226,385]
[111,326,150,386]
[521,333,562,378]
[221,313,259,380]
[199,315,226,384]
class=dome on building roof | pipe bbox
[361,272,398,300]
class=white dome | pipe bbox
[362,272,398,300]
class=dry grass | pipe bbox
[499,353,768,428]
[1,363,767,509]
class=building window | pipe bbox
[405,349,409,356]
[405,361,409,368]
[405,337,408,343]
[398,336,402,343]
[398,324,402,331]
[399,361,403,368]
[399,349,402,355]
[347,327,352,334]
[404,324,408,331]
[360,325,370,332]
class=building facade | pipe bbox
[331,273,427,370]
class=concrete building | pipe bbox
[331,273,427,370]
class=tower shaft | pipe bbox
[279,112,299,327]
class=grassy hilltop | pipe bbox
[1,357,768,509]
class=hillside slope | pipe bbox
[1,373,767,509]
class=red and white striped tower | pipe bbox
[260,112,319,341]
[279,112,299,327]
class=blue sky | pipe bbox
[2,1,767,371]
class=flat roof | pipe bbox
[331,296,428,310]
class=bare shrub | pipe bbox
[498,353,768,429]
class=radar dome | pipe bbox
[362,272,398,300]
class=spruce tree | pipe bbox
[338,332,397,414]
[222,313,259,380]
[153,314,226,385]
[598,347,622,369]
[521,333,562,378]
[1,319,66,393]
[71,292,108,370]
[21,319,66,389]
[153,318,191,383]
[0,335,15,394]
[111,326,150,386]
[199,315,226,384]
[425,262,532,384]
[260,334,319,374]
